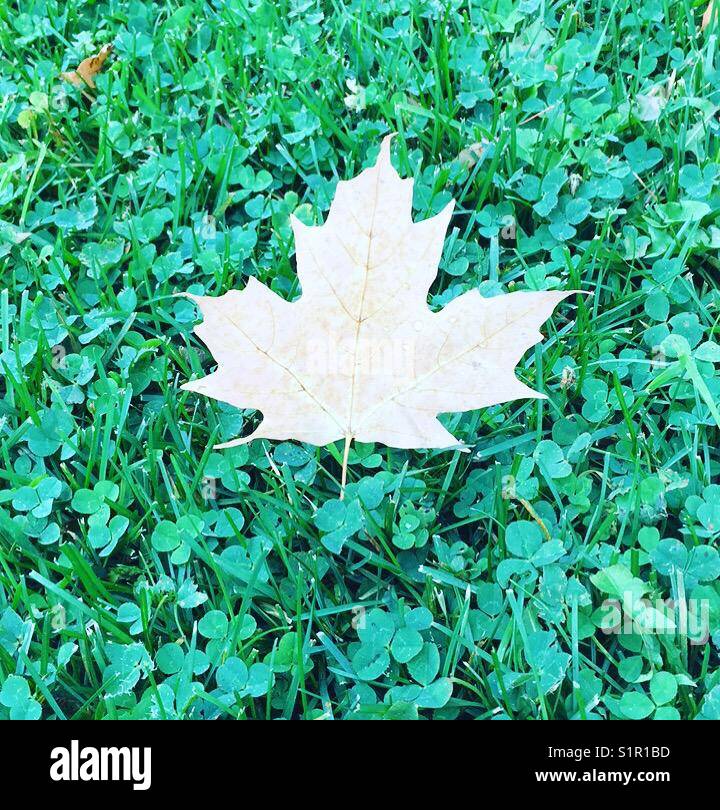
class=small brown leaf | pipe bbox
[61,44,113,89]
[458,142,484,168]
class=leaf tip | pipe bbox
[380,131,396,150]
[214,437,250,450]
[376,132,398,169]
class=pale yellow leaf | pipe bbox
[182,136,580,451]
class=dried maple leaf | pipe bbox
[182,136,580,464]
[61,44,113,89]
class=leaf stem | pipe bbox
[340,434,352,499]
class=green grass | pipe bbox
[0,0,719,720]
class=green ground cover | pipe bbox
[1,0,720,719]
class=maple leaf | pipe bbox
[61,44,113,89]
[182,136,580,461]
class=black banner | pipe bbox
[0,720,709,795]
